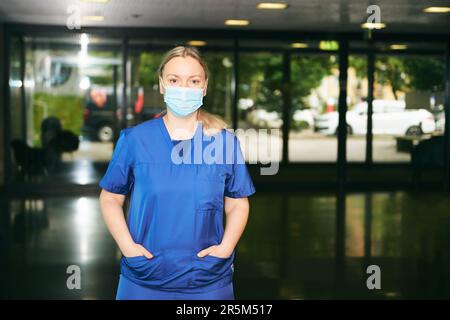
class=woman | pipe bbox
[98,46,256,300]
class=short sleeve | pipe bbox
[98,128,134,195]
[224,135,256,198]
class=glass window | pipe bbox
[346,54,368,162]
[238,50,283,164]
[10,36,23,142]
[10,34,123,184]
[373,44,445,163]
[289,51,339,162]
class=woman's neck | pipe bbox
[163,110,199,140]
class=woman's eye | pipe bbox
[169,79,177,84]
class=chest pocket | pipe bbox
[194,166,225,252]
[194,166,225,211]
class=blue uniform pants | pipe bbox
[116,275,235,300]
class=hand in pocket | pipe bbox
[197,244,232,259]
[123,243,154,259]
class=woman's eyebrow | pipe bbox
[166,73,203,78]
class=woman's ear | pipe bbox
[159,77,164,94]
[203,79,208,96]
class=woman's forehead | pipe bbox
[163,56,205,77]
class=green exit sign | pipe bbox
[319,41,339,51]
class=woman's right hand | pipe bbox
[122,243,154,259]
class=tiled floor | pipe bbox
[1,190,450,299]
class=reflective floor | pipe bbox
[1,190,450,299]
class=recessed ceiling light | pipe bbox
[224,19,250,26]
[257,2,289,10]
[80,0,109,3]
[390,44,408,50]
[82,15,105,22]
[187,40,207,46]
[361,22,386,30]
[423,7,450,13]
[291,42,308,48]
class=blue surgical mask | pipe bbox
[161,82,205,117]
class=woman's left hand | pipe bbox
[197,244,233,259]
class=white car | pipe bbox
[314,100,436,136]
[247,109,283,128]
[293,109,317,128]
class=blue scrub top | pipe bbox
[99,116,256,293]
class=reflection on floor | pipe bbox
[1,191,450,299]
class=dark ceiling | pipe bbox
[0,0,449,34]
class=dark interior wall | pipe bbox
[0,24,4,186]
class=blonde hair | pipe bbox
[158,46,229,136]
